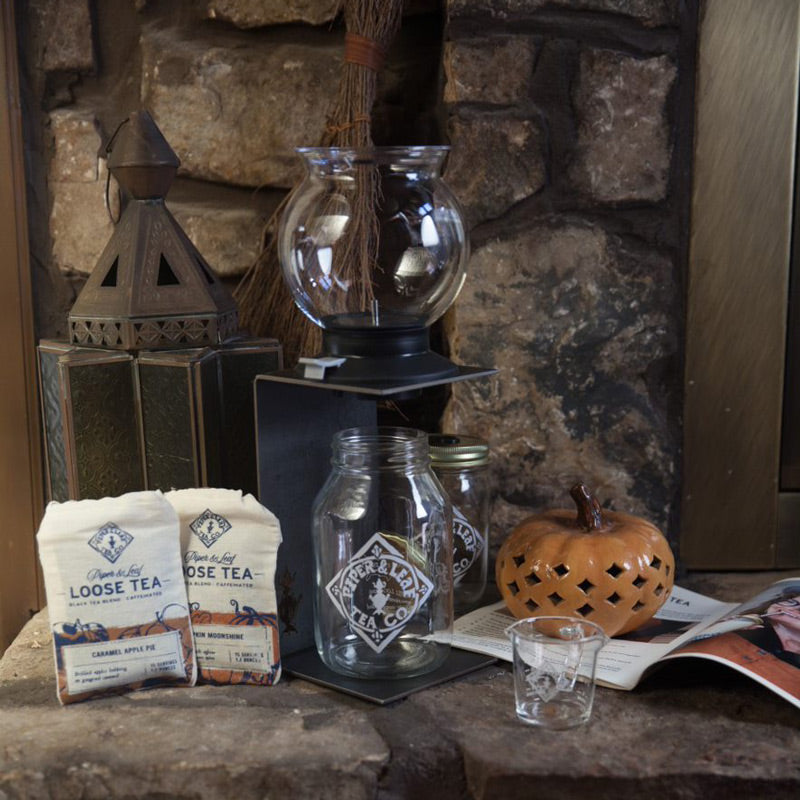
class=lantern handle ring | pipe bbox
[103,116,130,224]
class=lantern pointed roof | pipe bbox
[68,111,239,350]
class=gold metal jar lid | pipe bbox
[428,433,489,468]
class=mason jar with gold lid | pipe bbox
[429,434,490,613]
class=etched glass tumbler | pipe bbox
[312,427,453,679]
[506,616,608,729]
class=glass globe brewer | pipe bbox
[277,146,468,383]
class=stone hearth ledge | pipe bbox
[1,572,798,799]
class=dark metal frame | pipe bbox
[0,1,45,648]
[682,0,800,568]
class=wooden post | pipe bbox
[682,0,800,568]
[0,1,45,650]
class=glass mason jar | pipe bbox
[312,427,453,679]
[429,434,490,614]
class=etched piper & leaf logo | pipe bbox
[325,532,434,653]
[189,509,232,548]
[452,505,485,583]
[88,522,133,563]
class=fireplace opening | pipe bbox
[681,0,800,569]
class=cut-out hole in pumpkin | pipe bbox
[100,256,119,287]
[577,578,594,594]
[576,603,593,617]
[157,255,180,286]
[512,554,525,568]
[606,563,623,579]
[650,555,662,570]
[547,592,564,606]
[525,598,539,612]
[606,592,621,605]
[553,563,569,577]
[632,600,645,612]
[654,583,664,596]
[633,575,647,589]
[524,572,541,586]
[506,581,520,597]
[665,564,671,577]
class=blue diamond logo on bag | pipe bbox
[88,522,134,563]
[325,532,434,653]
[189,509,233,548]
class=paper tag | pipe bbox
[62,630,186,694]
[192,624,275,671]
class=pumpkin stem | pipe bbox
[570,483,604,531]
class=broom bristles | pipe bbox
[234,0,405,367]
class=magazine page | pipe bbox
[661,577,800,709]
[446,585,737,690]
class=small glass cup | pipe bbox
[506,616,608,730]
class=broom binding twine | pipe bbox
[344,32,387,72]
[326,113,371,137]
[234,1,404,366]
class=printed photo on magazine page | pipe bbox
[663,578,800,708]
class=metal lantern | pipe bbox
[40,110,282,503]
[68,110,238,350]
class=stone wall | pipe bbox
[442,0,694,549]
[18,0,442,331]
[17,0,694,554]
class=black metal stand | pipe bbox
[255,364,497,701]
[319,324,459,384]
[254,366,496,658]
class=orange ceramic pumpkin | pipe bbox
[496,484,675,636]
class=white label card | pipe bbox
[62,630,186,694]
[193,624,274,671]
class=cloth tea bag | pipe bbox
[166,488,282,685]
[37,490,196,705]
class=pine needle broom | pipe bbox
[234,0,405,366]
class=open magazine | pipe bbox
[445,577,800,709]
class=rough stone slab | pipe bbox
[29,0,95,73]
[569,49,676,203]
[49,108,101,183]
[51,188,264,279]
[48,182,105,254]
[409,656,800,800]
[140,26,341,189]
[206,0,340,27]
[172,202,265,278]
[48,110,116,276]
[443,37,536,105]
[445,217,679,541]
[0,611,388,800]
[445,112,546,225]
[0,705,387,799]
[446,0,679,28]
[1,573,798,799]
[47,109,264,278]
[0,613,52,686]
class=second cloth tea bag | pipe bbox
[166,488,282,685]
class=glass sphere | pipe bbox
[278,146,468,332]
